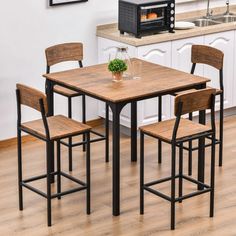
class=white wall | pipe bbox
[176,0,236,13]
[0,0,235,140]
[0,0,118,140]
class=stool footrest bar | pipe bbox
[21,182,47,198]
[182,139,220,151]
[60,137,105,147]
[175,189,211,202]
[182,175,210,188]
[60,171,86,186]
[145,175,180,187]
[143,186,171,202]
[51,186,87,199]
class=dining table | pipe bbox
[43,58,210,216]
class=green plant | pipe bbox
[108,59,127,73]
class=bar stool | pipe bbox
[45,42,109,171]
[140,88,216,230]
[16,84,91,226]
[174,45,224,174]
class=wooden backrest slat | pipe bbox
[45,42,83,67]
[191,45,224,70]
[16,84,48,114]
[174,88,216,116]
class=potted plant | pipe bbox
[108,59,127,82]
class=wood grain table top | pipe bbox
[43,58,210,103]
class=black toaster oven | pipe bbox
[119,0,175,38]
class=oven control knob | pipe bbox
[171,3,175,7]
[171,17,174,21]
[170,24,174,28]
[171,10,175,14]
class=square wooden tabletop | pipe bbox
[43,58,210,103]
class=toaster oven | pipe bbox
[119,0,175,38]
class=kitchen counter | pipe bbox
[96,5,236,46]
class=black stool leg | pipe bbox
[210,134,216,217]
[17,128,23,210]
[188,112,193,176]
[68,97,73,171]
[219,93,224,166]
[171,143,176,230]
[57,140,61,200]
[140,132,144,215]
[86,132,91,215]
[105,104,109,162]
[82,95,86,152]
[158,96,162,164]
[178,143,183,203]
[46,141,52,227]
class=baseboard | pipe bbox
[0,135,37,150]
[0,118,103,149]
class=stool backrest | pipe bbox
[173,88,216,141]
[16,84,48,115]
[16,84,50,139]
[191,45,224,70]
[45,42,83,68]
[174,88,216,116]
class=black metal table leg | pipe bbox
[158,96,162,163]
[198,84,206,190]
[105,103,109,162]
[46,79,55,183]
[110,102,125,216]
[131,101,137,162]
[82,95,86,152]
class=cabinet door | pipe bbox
[137,42,171,126]
[98,37,137,63]
[171,36,204,117]
[172,36,204,75]
[204,31,234,110]
[97,37,137,127]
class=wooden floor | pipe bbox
[0,116,236,235]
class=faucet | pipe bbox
[225,0,230,15]
[206,0,213,19]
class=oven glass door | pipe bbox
[140,4,168,30]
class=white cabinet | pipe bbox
[205,31,235,110]
[137,42,172,125]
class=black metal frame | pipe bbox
[49,0,88,6]
[184,64,224,176]
[140,93,216,230]
[16,89,91,226]
[46,60,109,172]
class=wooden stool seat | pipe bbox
[140,118,211,143]
[174,86,222,96]
[53,85,80,97]
[22,115,91,141]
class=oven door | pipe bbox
[140,4,168,31]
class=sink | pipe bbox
[191,18,220,27]
[212,15,236,23]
